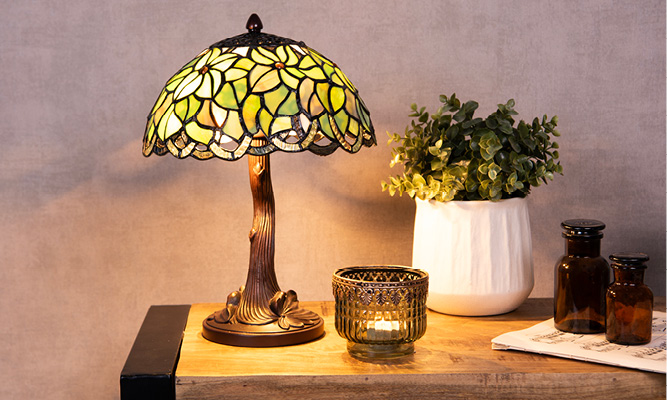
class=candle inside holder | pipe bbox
[366,317,400,341]
[332,266,428,359]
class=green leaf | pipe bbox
[439,114,452,126]
[485,116,499,129]
[453,108,466,122]
[413,173,426,187]
[522,137,536,151]
[465,179,479,192]
[463,101,479,114]
[480,148,491,161]
[517,121,529,137]
[508,136,521,153]
[508,171,518,185]
[450,94,460,110]
[430,159,444,170]
[462,117,482,129]
[498,119,513,135]
[489,185,501,199]
[445,124,459,140]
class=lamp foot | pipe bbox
[202,316,324,347]
[202,288,325,347]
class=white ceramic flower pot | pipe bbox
[412,197,533,316]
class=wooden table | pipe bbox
[171,299,665,399]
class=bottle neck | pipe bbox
[613,267,646,285]
[565,238,601,257]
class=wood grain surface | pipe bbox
[176,298,666,399]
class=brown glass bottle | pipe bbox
[606,253,653,345]
[554,219,609,333]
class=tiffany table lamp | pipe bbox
[142,14,375,347]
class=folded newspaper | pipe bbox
[491,311,666,373]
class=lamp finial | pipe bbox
[246,14,263,33]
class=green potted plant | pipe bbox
[382,93,562,316]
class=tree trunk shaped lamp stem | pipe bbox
[201,138,324,346]
[237,141,280,323]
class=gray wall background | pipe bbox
[1,1,664,398]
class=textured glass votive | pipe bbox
[332,266,428,359]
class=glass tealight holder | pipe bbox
[332,266,428,359]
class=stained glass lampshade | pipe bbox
[142,14,375,347]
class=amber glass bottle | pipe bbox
[606,253,653,345]
[554,219,610,333]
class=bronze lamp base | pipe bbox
[202,316,324,347]
[201,142,325,347]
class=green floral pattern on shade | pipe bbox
[143,43,375,160]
